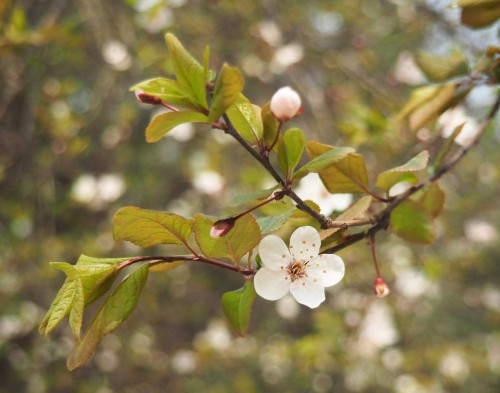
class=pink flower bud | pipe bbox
[374,277,390,298]
[210,218,235,238]
[270,86,302,122]
[135,90,162,105]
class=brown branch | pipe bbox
[324,90,500,254]
[118,254,255,276]
[220,114,331,228]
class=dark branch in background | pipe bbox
[324,90,500,254]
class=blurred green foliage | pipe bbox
[1,0,499,392]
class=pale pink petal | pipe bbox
[258,235,292,271]
[307,254,345,287]
[290,277,325,308]
[254,267,290,301]
[289,226,321,263]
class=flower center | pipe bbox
[287,260,307,281]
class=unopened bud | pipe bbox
[135,90,162,105]
[210,218,235,238]
[270,86,302,122]
[374,276,390,298]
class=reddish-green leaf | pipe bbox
[113,206,192,248]
[222,281,256,337]
[145,111,208,143]
[391,200,436,244]
[293,141,354,181]
[307,142,369,194]
[193,214,261,263]
[416,182,446,218]
[376,151,429,192]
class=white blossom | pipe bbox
[270,86,302,121]
[254,226,345,308]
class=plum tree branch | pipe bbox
[324,90,500,254]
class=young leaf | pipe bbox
[227,94,263,144]
[278,128,306,180]
[130,78,203,111]
[414,51,468,82]
[222,281,256,337]
[193,213,261,263]
[376,151,429,192]
[39,279,78,337]
[208,63,244,122]
[261,102,279,150]
[67,265,149,371]
[390,200,436,244]
[165,33,208,109]
[145,111,208,143]
[50,262,117,279]
[69,278,84,340]
[230,185,279,206]
[257,210,293,234]
[293,142,354,181]
[397,83,468,131]
[457,0,500,28]
[306,142,369,194]
[113,206,192,248]
[415,182,445,218]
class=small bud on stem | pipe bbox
[135,90,163,105]
[374,276,390,298]
[210,218,236,238]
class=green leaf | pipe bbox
[39,279,78,337]
[433,123,465,170]
[69,278,84,340]
[293,142,354,181]
[376,151,429,192]
[222,281,256,337]
[50,262,117,279]
[397,83,468,131]
[227,94,263,144]
[113,206,192,248]
[257,210,293,234]
[193,214,261,263]
[67,265,149,371]
[145,111,208,143]
[130,78,204,111]
[457,0,500,28]
[391,200,436,244]
[261,102,279,150]
[290,200,321,218]
[414,51,469,82]
[306,142,369,194]
[415,182,445,218]
[165,33,207,109]
[231,185,279,205]
[208,63,244,122]
[278,128,306,180]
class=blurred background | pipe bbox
[1,0,499,392]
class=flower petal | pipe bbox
[307,254,345,287]
[289,226,321,263]
[254,267,290,301]
[290,277,325,308]
[258,235,292,271]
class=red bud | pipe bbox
[135,90,162,105]
[210,218,235,238]
[374,276,390,298]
